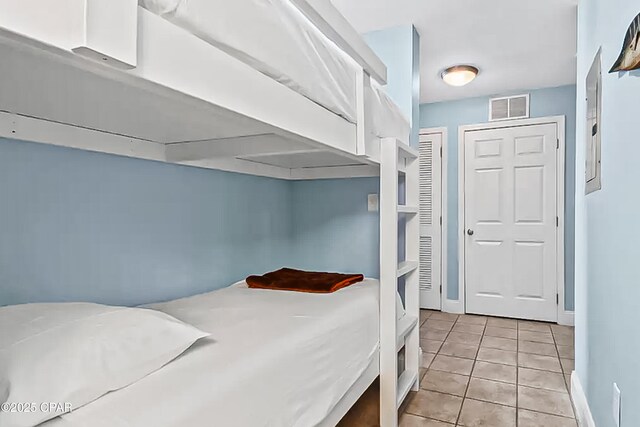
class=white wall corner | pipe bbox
[558,310,575,326]
[571,372,596,427]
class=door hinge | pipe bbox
[440,146,443,157]
[556,216,559,227]
[556,294,559,305]
[557,139,560,149]
[439,285,442,295]
[440,216,443,226]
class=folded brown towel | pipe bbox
[246,268,364,293]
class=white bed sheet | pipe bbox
[139,0,359,123]
[139,0,410,141]
[370,83,411,142]
[42,279,380,427]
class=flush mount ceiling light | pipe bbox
[441,65,479,87]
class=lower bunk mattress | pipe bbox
[42,279,381,427]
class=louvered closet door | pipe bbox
[419,132,443,310]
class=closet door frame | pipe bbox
[457,116,570,324]
[419,127,447,311]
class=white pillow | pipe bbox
[0,302,209,427]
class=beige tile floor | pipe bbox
[339,310,576,427]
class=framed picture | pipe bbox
[585,49,602,194]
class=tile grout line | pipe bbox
[517,323,568,378]
[551,323,573,397]
[415,311,460,425]
[415,313,576,425]
[434,315,464,426]
[422,313,460,424]
[417,372,569,399]
[454,315,487,426]
[408,385,576,421]
[522,321,577,421]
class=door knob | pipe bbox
[467,229,474,236]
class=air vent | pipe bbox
[489,94,530,121]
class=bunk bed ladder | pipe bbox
[380,138,420,427]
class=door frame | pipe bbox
[419,127,447,311]
[457,116,568,324]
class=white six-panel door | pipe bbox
[464,123,558,321]
[419,132,443,310]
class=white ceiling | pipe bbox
[332,0,578,104]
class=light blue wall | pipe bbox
[290,177,414,302]
[419,85,577,310]
[411,27,421,147]
[364,27,414,121]
[575,1,640,425]
[0,138,292,307]
[290,178,380,278]
[364,25,421,146]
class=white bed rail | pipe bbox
[355,69,376,159]
[71,0,138,69]
[0,0,399,178]
[0,0,137,69]
[380,138,420,427]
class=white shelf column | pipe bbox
[404,142,421,393]
[379,138,420,427]
[380,138,399,427]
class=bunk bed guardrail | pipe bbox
[0,0,406,181]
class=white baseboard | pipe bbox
[558,310,575,326]
[571,372,596,427]
[442,299,464,314]
[441,300,575,325]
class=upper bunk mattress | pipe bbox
[139,0,410,142]
[42,279,380,427]
[140,0,359,123]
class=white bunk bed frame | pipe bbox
[0,1,420,426]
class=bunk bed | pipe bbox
[0,0,421,426]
